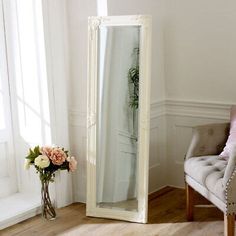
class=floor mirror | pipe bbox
[87,15,151,223]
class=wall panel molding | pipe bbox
[150,100,165,119]
[69,99,232,201]
[69,100,166,127]
[70,99,232,124]
[165,99,231,120]
[165,99,231,188]
[150,99,231,120]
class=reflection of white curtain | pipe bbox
[97,27,113,203]
[97,27,140,204]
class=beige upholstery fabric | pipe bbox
[185,155,227,201]
[186,175,226,212]
[223,145,236,187]
[186,123,230,159]
[184,122,236,215]
[225,169,236,214]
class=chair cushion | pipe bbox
[184,155,228,201]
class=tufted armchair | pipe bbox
[184,122,236,236]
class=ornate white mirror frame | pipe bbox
[86,15,152,223]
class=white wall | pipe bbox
[164,0,236,187]
[164,0,236,103]
[67,0,236,202]
[67,0,97,202]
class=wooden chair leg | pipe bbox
[186,183,194,221]
[224,214,235,236]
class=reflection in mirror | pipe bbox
[96,26,140,212]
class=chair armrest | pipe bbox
[185,123,229,160]
[224,145,236,188]
[225,146,236,214]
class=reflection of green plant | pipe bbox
[128,48,139,109]
[128,67,139,109]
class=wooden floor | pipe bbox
[1,187,226,236]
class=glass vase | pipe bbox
[41,180,56,220]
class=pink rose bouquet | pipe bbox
[25,145,77,182]
[25,145,77,220]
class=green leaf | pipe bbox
[34,146,41,156]
[25,146,41,162]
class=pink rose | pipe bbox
[50,147,66,165]
[67,156,77,172]
[41,146,53,157]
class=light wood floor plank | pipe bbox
[0,188,230,236]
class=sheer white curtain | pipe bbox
[1,0,72,207]
[42,0,73,207]
[0,0,17,198]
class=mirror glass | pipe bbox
[96,26,140,212]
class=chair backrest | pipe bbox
[186,123,230,159]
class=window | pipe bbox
[0,0,17,198]
[13,0,51,146]
[0,2,71,227]
[0,0,52,198]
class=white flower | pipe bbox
[34,155,50,169]
[24,159,31,170]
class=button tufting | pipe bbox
[206,162,212,166]
[185,155,228,202]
